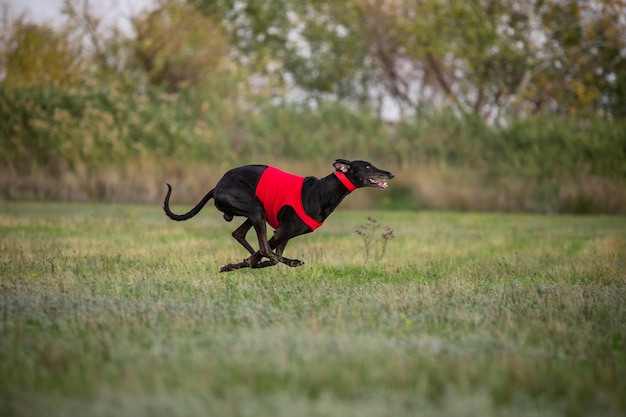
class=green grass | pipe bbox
[1,202,625,417]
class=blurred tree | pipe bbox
[3,0,623,119]
[538,0,626,117]
[61,0,126,77]
[402,0,551,119]
[1,18,83,87]
[194,0,376,107]
[193,0,626,120]
[283,1,372,103]
[131,0,229,92]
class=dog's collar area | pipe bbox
[335,171,357,192]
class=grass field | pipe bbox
[1,201,625,417]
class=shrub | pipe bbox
[1,81,624,212]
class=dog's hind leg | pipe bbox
[231,219,256,255]
[221,215,274,272]
[218,219,257,272]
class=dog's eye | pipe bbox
[366,165,371,169]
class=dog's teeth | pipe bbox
[368,178,388,188]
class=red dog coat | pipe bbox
[255,167,355,230]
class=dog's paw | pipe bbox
[220,263,241,272]
[287,259,305,268]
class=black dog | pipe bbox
[163,159,394,272]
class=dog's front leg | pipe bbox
[245,250,285,267]
[270,237,304,268]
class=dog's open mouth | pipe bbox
[367,178,389,189]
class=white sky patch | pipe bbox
[5,0,66,24]
[5,0,155,34]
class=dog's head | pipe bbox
[333,159,395,190]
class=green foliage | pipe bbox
[1,2,624,212]
[395,110,626,180]
[496,117,626,179]
[539,0,626,117]
[0,81,236,173]
[1,80,625,212]
[131,1,229,92]
[1,19,83,87]
[5,79,625,176]
[240,101,390,160]
[194,0,626,118]
[3,0,626,118]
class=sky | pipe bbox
[5,0,154,32]
[6,0,66,24]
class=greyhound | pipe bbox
[163,159,394,272]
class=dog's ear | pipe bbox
[333,159,351,173]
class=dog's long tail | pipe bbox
[163,184,214,221]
